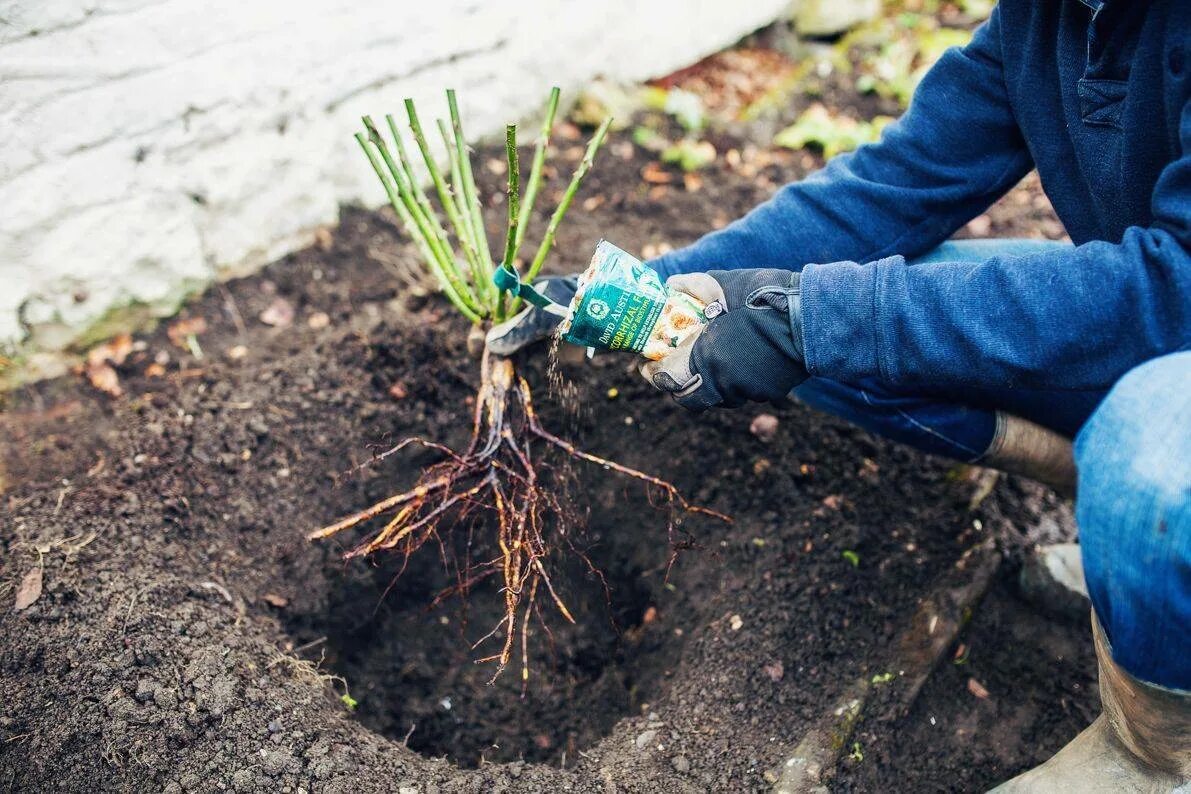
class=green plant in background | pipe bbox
[754,0,981,154]
[639,87,718,173]
[830,0,976,108]
[775,104,894,158]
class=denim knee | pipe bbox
[1074,352,1191,689]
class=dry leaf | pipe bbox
[86,364,122,397]
[262,593,288,608]
[260,297,295,328]
[14,567,42,611]
[167,317,207,349]
[86,334,133,367]
[641,162,673,184]
[83,334,134,396]
[967,678,991,700]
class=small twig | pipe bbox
[218,283,248,338]
[291,636,327,655]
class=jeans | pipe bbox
[793,239,1104,460]
[1075,352,1191,690]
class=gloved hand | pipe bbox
[640,269,809,412]
[485,275,577,355]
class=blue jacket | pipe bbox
[652,0,1190,392]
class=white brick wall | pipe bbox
[0,0,790,367]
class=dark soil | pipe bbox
[2,99,1090,792]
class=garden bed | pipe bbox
[1,112,1095,791]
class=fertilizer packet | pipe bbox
[559,241,708,360]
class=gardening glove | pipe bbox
[485,275,577,355]
[640,269,808,412]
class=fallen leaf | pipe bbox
[260,298,295,328]
[86,334,133,367]
[262,593,288,608]
[86,363,122,397]
[14,567,42,611]
[167,317,207,349]
[967,678,990,699]
[83,334,134,396]
[641,162,673,184]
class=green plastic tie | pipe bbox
[492,265,556,309]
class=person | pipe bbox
[489,0,1190,788]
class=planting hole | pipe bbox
[284,493,689,768]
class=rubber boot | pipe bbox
[991,614,1191,793]
[980,412,1077,498]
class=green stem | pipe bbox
[522,117,613,292]
[355,132,482,323]
[385,114,438,234]
[497,124,521,321]
[404,100,486,299]
[437,118,475,248]
[514,86,560,253]
[361,119,481,316]
[447,89,497,309]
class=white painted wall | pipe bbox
[0,0,790,370]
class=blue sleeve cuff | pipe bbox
[799,256,905,382]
